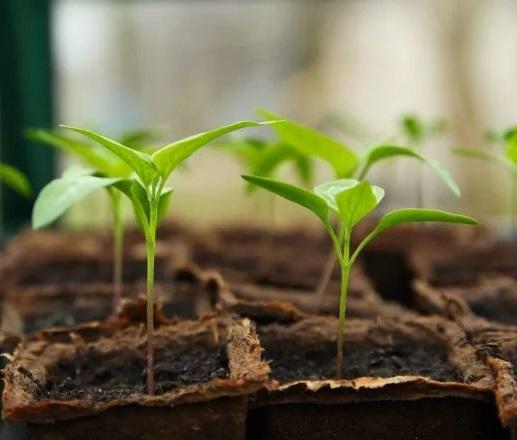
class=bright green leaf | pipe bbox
[375,208,477,235]
[314,179,359,212]
[0,164,32,197]
[152,121,278,180]
[335,181,385,228]
[359,145,461,196]
[258,109,358,178]
[32,175,120,229]
[242,175,328,223]
[505,134,517,166]
[60,125,156,185]
[158,188,173,221]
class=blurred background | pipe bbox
[2,0,517,233]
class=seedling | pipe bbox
[243,175,477,377]
[32,119,277,395]
[257,110,460,301]
[0,163,32,198]
[400,114,447,207]
[455,129,517,234]
[28,127,159,313]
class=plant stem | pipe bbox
[145,198,158,396]
[315,224,344,310]
[110,190,124,314]
[336,232,351,379]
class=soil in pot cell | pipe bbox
[3,318,268,440]
[2,268,216,335]
[249,316,507,440]
[40,333,228,400]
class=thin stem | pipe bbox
[110,190,124,314]
[315,223,344,310]
[510,174,517,239]
[336,232,351,379]
[145,197,159,396]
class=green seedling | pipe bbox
[257,110,460,303]
[243,175,477,377]
[28,127,159,313]
[400,114,447,207]
[0,163,32,198]
[455,129,517,234]
[33,119,277,395]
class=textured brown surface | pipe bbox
[2,315,269,428]
[249,315,503,439]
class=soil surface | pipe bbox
[259,331,459,383]
[470,297,517,326]
[32,341,228,401]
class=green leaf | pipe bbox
[242,175,328,223]
[293,153,313,186]
[505,133,517,166]
[375,208,477,235]
[314,179,360,212]
[113,179,150,231]
[32,175,120,229]
[401,115,423,143]
[258,109,358,178]
[27,128,118,176]
[0,164,32,197]
[454,147,517,173]
[359,145,461,196]
[335,181,385,228]
[60,125,156,185]
[152,121,278,180]
[158,188,173,221]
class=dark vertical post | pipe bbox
[0,0,55,234]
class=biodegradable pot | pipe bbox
[190,226,335,290]
[410,241,517,288]
[1,266,217,336]
[209,267,415,323]
[414,277,517,326]
[248,315,506,440]
[1,229,182,288]
[461,325,517,439]
[3,316,269,440]
[351,222,489,306]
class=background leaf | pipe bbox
[242,175,328,223]
[454,147,517,173]
[152,121,277,180]
[335,181,385,228]
[258,109,358,178]
[360,145,460,196]
[27,128,118,176]
[0,164,32,197]
[32,175,120,229]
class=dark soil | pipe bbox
[33,341,228,401]
[23,306,112,334]
[259,331,459,383]
[360,250,415,307]
[15,258,169,286]
[470,297,517,326]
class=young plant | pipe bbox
[455,129,517,234]
[0,163,32,198]
[400,114,447,207]
[243,175,477,377]
[257,110,460,302]
[28,127,159,313]
[33,119,277,395]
